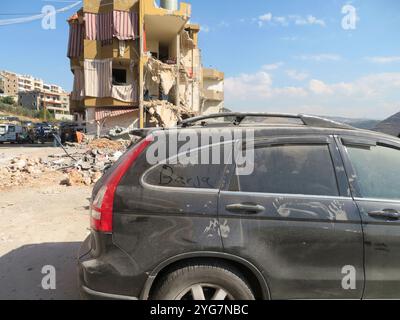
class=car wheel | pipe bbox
[152,263,255,300]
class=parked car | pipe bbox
[0,124,24,144]
[78,112,400,300]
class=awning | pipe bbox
[95,108,136,122]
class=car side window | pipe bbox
[345,144,400,200]
[8,126,15,133]
[230,144,340,196]
[143,145,228,190]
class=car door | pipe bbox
[6,126,15,141]
[337,135,400,299]
[218,135,364,299]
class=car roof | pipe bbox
[151,112,398,143]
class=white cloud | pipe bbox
[259,13,272,22]
[218,21,230,28]
[273,16,288,26]
[365,56,400,64]
[225,67,400,118]
[281,36,299,41]
[258,13,272,27]
[225,71,274,100]
[296,54,342,62]
[286,69,309,81]
[309,79,334,95]
[294,15,326,27]
[201,25,210,33]
[256,13,325,28]
[262,62,284,71]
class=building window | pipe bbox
[112,69,127,85]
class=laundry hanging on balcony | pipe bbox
[71,67,85,101]
[84,59,112,98]
[67,22,84,58]
[113,11,139,40]
[85,11,139,44]
[85,12,113,44]
[111,83,138,103]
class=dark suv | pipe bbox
[78,113,400,300]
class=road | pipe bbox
[0,145,92,300]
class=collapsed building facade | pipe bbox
[67,0,224,136]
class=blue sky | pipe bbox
[0,0,399,119]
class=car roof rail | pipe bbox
[177,112,355,130]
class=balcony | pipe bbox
[144,0,191,48]
[203,89,224,102]
[203,68,224,81]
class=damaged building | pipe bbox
[67,0,224,136]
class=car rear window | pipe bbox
[230,144,339,196]
[143,144,229,190]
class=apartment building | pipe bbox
[202,68,224,114]
[0,70,71,118]
[18,90,70,118]
[0,71,18,97]
[67,0,224,135]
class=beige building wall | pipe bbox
[0,71,18,97]
[202,68,224,114]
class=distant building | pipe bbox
[18,90,70,119]
[67,0,224,136]
[0,70,71,119]
[0,71,18,97]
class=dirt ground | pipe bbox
[0,144,92,300]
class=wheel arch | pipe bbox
[140,251,271,300]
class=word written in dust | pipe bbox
[159,165,213,188]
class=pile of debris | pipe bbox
[0,156,65,190]
[145,100,196,127]
[0,138,130,190]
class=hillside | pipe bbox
[374,112,400,137]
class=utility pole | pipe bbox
[138,0,145,129]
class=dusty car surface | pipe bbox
[78,113,400,300]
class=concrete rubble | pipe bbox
[145,99,196,127]
[0,138,130,190]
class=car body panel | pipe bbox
[78,123,400,300]
[336,134,400,299]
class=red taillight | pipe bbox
[90,135,153,233]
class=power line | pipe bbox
[0,1,82,26]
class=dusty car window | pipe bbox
[346,145,400,200]
[143,145,228,189]
[233,144,339,196]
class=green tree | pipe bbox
[0,96,15,105]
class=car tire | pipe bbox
[152,263,255,300]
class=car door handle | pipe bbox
[225,203,265,214]
[368,209,400,221]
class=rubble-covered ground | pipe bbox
[0,139,129,299]
[0,138,129,190]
